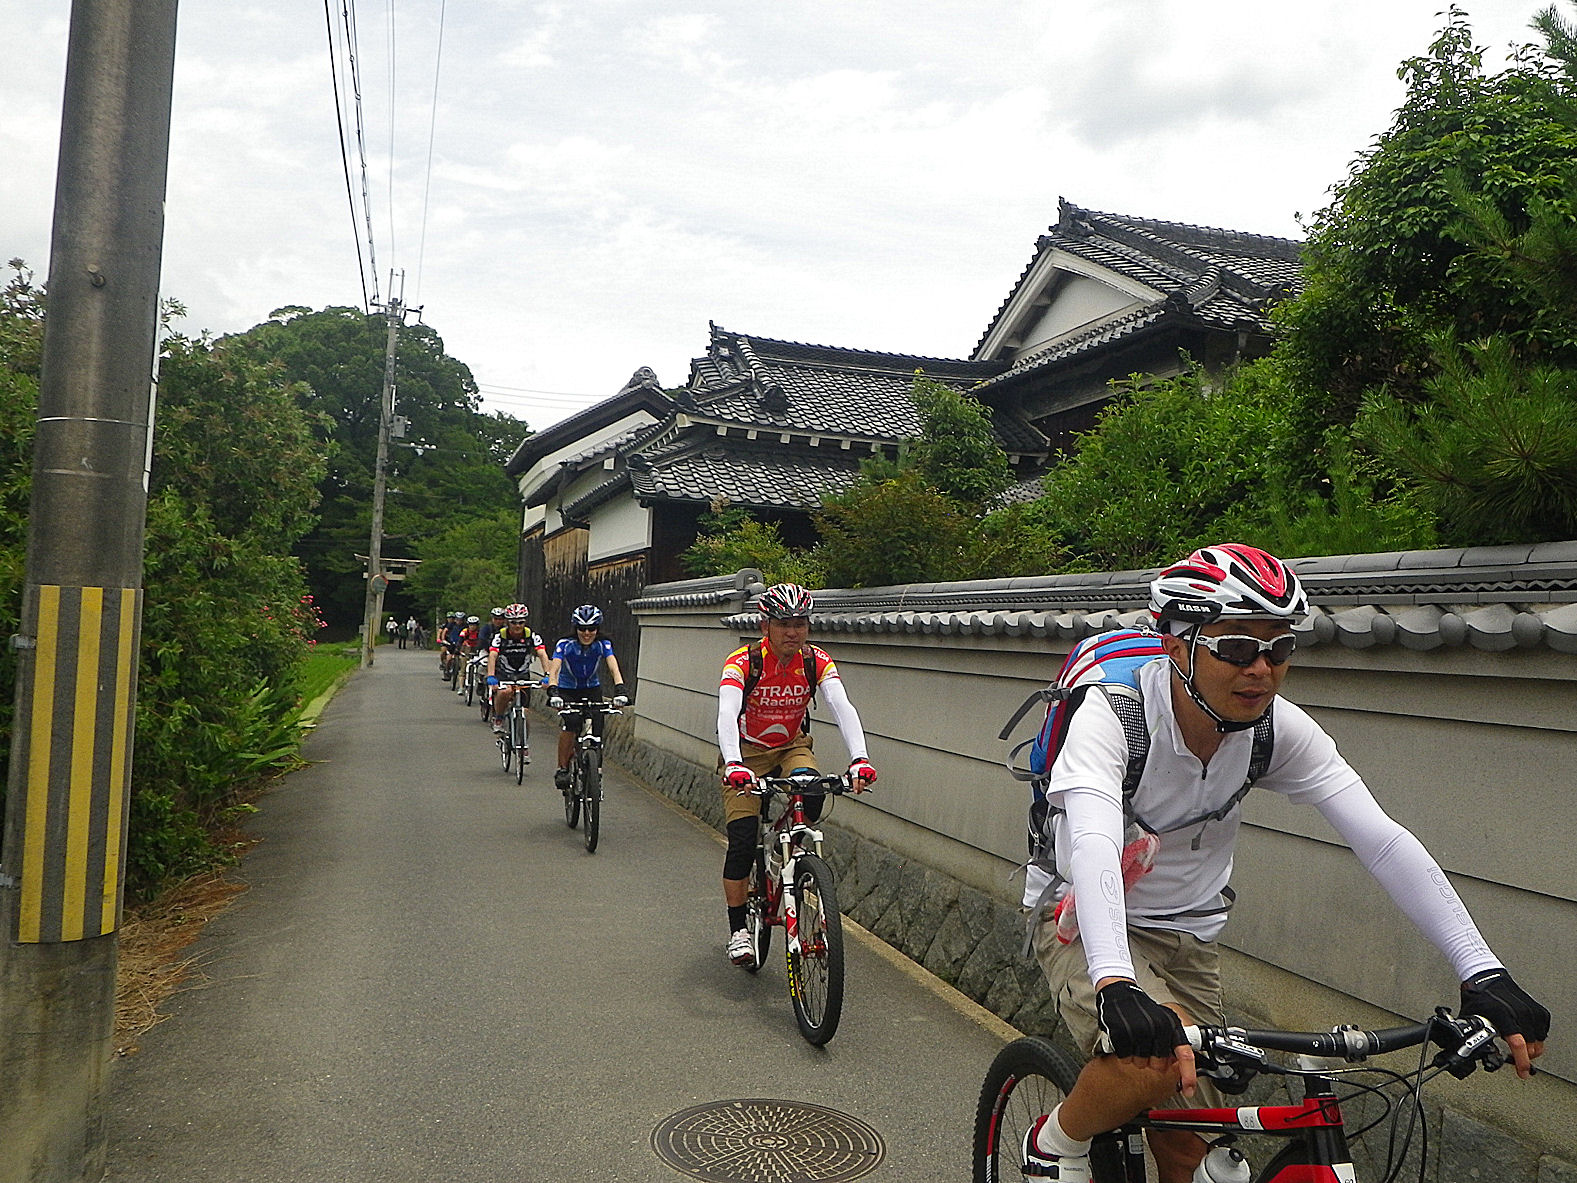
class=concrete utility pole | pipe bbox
[360,289,403,668]
[0,3,178,1180]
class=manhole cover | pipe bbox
[652,1098,885,1183]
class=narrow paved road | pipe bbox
[105,644,1012,1181]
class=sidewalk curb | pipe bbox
[296,667,358,730]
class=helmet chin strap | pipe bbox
[1169,625,1262,734]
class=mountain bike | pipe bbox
[463,655,486,707]
[972,1008,1507,1183]
[556,701,621,853]
[495,679,533,785]
[740,771,858,1047]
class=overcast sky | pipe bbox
[2,1,1558,431]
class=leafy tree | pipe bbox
[681,500,824,587]
[908,376,1014,510]
[813,466,969,587]
[0,269,333,894]
[224,306,530,633]
[962,500,1067,579]
[1032,364,1291,570]
[1357,334,1577,542]
[402,507,520,618]
[1276,7,1577,436]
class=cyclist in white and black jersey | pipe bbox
[486,603,549,734]
[1023,544,1550,1183]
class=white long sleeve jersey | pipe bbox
[1028,659,1499,988]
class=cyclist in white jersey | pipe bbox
[1022,544,1550,1183]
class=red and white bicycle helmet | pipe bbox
[503,602,529,622]
[757,583,815,619]
[1150,544,1307,631]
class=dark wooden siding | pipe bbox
[529,527,648,690]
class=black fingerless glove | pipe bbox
[1459,968,1550,1042]
[1095,980,1187,1059]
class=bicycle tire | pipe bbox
[973,1037,1085,1183]
[465,671,476,706]
[581,750,600,853]
[499,731,512,772]
[787,853,844,1045]
[745,848,772,973]
[563,759,581,829]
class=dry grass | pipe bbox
[113,846,255,1056]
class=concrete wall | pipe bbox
[620,559,1577,1169]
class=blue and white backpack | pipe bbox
[999,627,1275,940]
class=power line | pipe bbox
[384,0,397,269]
[341,0,381,305]
[414,0,446,305]
[323,0,370,311]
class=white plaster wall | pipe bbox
[1017,273,1139,354]
[630,606,1577,1086]
[515,409,660,504]
[589,494,651,563]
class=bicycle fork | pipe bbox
[774,823,823,958]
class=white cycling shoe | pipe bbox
[726,928,755,968]
[1021,1116,1091,1182]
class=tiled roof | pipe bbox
[627,439,867,510]
[686,325,1037,449]
[996,475,1047,507]
[973,199,1303,368]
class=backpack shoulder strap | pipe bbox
[740,640,765,699]
[1098,686,1152,804]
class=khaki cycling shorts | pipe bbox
[719,737,817,824]
[1034,919,1227,1110]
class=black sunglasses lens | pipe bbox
[1213,635,1295,665]
[1213,638,1260,666]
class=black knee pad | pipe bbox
[723,816,758,880]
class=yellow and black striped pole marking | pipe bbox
[14,584,141,943]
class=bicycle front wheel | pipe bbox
[563,762,581,829]
[973,1037,1089,1183]
[465,672,476,706]
[787,854,844,1045]
[744,847,772,973]
[581,751,601,853]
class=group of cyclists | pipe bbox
[434,603,627,789]
[711,548,1550,1183]
[424,542,1551,1182]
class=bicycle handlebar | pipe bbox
[1186,1011,1503,1076]
[747,772,855,797]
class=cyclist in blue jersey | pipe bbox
[547,604,629,790]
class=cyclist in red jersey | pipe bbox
[717,583,877,967]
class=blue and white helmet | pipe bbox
[571,604,603,628]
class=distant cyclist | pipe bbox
[439,611,465,678]
[486,604,550,736]
[717,583,877,968]
[546,605,629,791]
[478,607,507,654]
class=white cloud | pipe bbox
[1,0,1559,427]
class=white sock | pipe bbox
[1033,1105,1092,1157]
